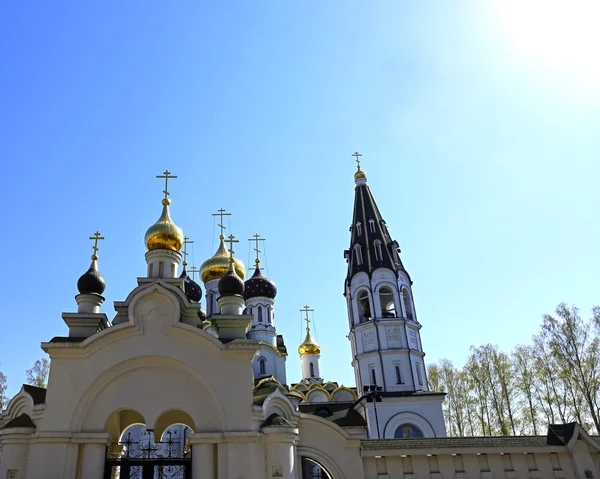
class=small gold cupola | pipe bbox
[200,235,246,283]
[144,170,184,252]
[352,151,367,180]
[298,327,321,356]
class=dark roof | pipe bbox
[361,436,550,451]
[77,261,106,295]
[547,423,578,445]
[2,413,35,429]
[253,381,288,406]
[180,268,203,303]
[261,414,294,428]
[346,181,408,282]
[49,336,86,343]
[23,385,47,405]
[300,403,367,428]
[276,335,287,354]
[218,265,245,296]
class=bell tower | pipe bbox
[344,153,446,439]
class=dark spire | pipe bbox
[77,259,106,295]
[244,265,277,300]
[344,165,409,282]
[180,264,203,303]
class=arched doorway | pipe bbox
[104,423,192,478]
[301,457,333,479]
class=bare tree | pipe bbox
[26,358,50,389]
[0,368,7,411]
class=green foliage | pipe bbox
[431,303,600,436]
[0,367,7,411]
[25,358,50,389]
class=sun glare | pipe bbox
[492,0,600,91]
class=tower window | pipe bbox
[259,357,266,375]
[310,362,315,377]
[357,290,371,322]
[355,221,362,236]
[373,240,383,262]
[395,364,403,384]
[258,305,263,323]
[402,288,414,321]
[380,220,389,235]
[368,218,376,233]
[416,363,423,386]
[394,424,423,438]
[267,305,272,324]
[354,244,363,265]
[379,287,396,318]
[370,366,377,386]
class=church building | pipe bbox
[1,161,599,478]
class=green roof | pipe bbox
[361,436,550,451]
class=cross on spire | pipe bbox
[156,170,177,200]
[189,266,200,281]
[89,231,105,260]
[225,234,239,261]
[182,237,194,266]
[248,233,266,266]
[352,151,363,169]
[300,305,314,330]
[212,208,232,239]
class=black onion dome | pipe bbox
[244,266,277,300]
[218,263,245,296]
[180,268,203,303]
[77,261,106,295]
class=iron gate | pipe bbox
[103,431,192,479]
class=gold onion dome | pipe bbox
[145,199,184,252]
[298,328,321,356]
[200,236,246,283]
[354,165,366,180]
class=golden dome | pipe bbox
[200,236,246,283]
[354,167,367,179]
[298,327,321,356]
[145,199,184,252]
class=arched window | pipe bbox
[394,424,424,438]
[402,288,414,321]
[267,305,272,324]
[258,305,263,323]
[368,218,376,233]
[373,239,383,261]
[259,357,266,375]
[395,364,403,384]
[357,290,371,322]
[370,367,377,386]
[379,286,396,317]
[354,244,363,265]
[310,362,315,377]
[301,457,333,479]
[355,221,362,236]
[381,220,389,235]
[207,292,212,316]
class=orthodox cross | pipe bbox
[189,266,200,281]
[248,233,265,266]
[225,234,239,260]
[212,208,232,238]
[300,305,314,329]
[352,151,363,169]
[182,236,194,266]
[89,231,104,260]
[156,170,177,200]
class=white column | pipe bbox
[191,443,215,479]
[301,354,320,379]
[80,442,107,479]
[263,429,299,479]
[145,249,182,279]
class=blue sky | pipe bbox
[1,2,599,399]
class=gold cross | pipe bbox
[182,237,194,266]
[352,152,363,168]
[225,234,239,261]
[89,231,105,260]
[156,170,177,200]
[248,233,265,266]
[300,305,314,329]
[189,266,200,281]
[212,208,232,238]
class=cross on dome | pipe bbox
[248,233,265,267]
[89,231,105,260]
[156,170,177,201]
[212,208,231,239]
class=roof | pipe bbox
[346,181,407,281]
[2,413,35,429]
[261,414,294,428]
[49,336,86,343]
[547,423,578,445]
[23,384,47,404]
[300,403,367,428]
[361,435,550,451]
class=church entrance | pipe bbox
[104,425,192,479]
